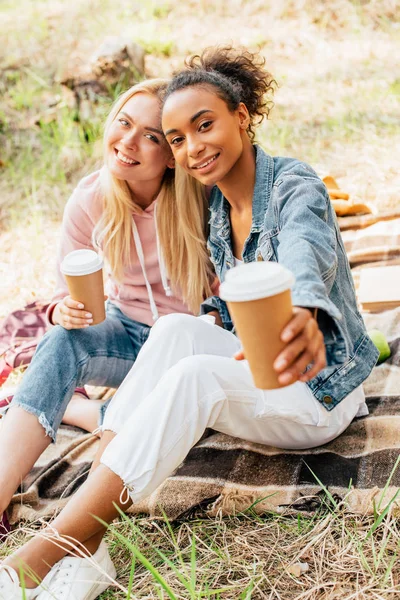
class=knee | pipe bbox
[171,354,212,381]
[40,325,73,347]
[37,325,87,358]
[150,313,200,340]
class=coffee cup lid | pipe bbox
[60,249,103,276]
[220,261,295,302]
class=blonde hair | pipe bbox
[93,79,170,280]
[161,46,276,311]
[157,164,214,312]
[93,79,213,313]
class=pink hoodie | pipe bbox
[48,170,192,326]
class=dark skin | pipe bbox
[230,203,253,260]
[162,86,327,386]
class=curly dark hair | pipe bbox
[164,46,276,140]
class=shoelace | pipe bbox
[119,485,131,505]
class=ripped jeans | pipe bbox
[10,303,150,441]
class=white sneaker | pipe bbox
[37,541,116,600]
[0,564,40,599]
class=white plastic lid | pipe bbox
[60,249,103,276]
[220,261,295,302]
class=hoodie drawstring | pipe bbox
[154,204,172,297]
[131,217,159,322]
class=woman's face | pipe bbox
[162,86,248,186]
[107,92,174,185]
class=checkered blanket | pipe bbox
[8,216,400,524]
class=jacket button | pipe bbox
[323,395,333,404]
[257,254,263,261]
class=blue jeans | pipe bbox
[10,303,151,440]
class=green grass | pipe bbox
[3,471,400,600]
[1,1,400,597]
[1,0,399,223]
[90,504,400,597]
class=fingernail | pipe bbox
[85,313,92,318]
[274,358,287,370]
[280,373,293,385]
[87,319,93,323]
[78,303,84,309]
[282,330,292,342]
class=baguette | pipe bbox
[332,200,372,217]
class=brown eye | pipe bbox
[170,136,184,146]
[199,120,212,131]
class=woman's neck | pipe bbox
[127,176,163,210]
[217,139,256,213]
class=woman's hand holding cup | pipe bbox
[52,296,94,329]
[59,249,106,326]
[234,306,326,386]
[52,294,109,329]
[273,307,326,385]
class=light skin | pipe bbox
[61,393,104,434]
[1,87,326,589]
[0,93,174,557]
[162,86,326,385]
[52,92,174,330]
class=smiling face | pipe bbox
[162,86,250,186]
[106,92,174,188]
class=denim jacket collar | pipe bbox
[205,145,379,411]
[209,145,274,234]
[251,145,274,232]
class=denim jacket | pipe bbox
[201,145,378,411]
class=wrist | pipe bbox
[207,310,223,328]
[296,306,318,319]
[51,303,61,325]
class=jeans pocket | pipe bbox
[140,324,151,346]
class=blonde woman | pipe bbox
[0,48,377,599]
[0,78,213,545]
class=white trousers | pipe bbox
[101,314,366,503]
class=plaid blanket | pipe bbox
[7,216,400,523]
[341,218,400,267]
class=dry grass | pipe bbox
[1,0,400,597]
[2,504,400,598]
[104,507,400,599]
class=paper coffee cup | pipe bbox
[220,262,295,389]
[61,249,106,325]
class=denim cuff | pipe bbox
[98,397,113,426]
[293,294,349,359]
[292,293,342,322]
